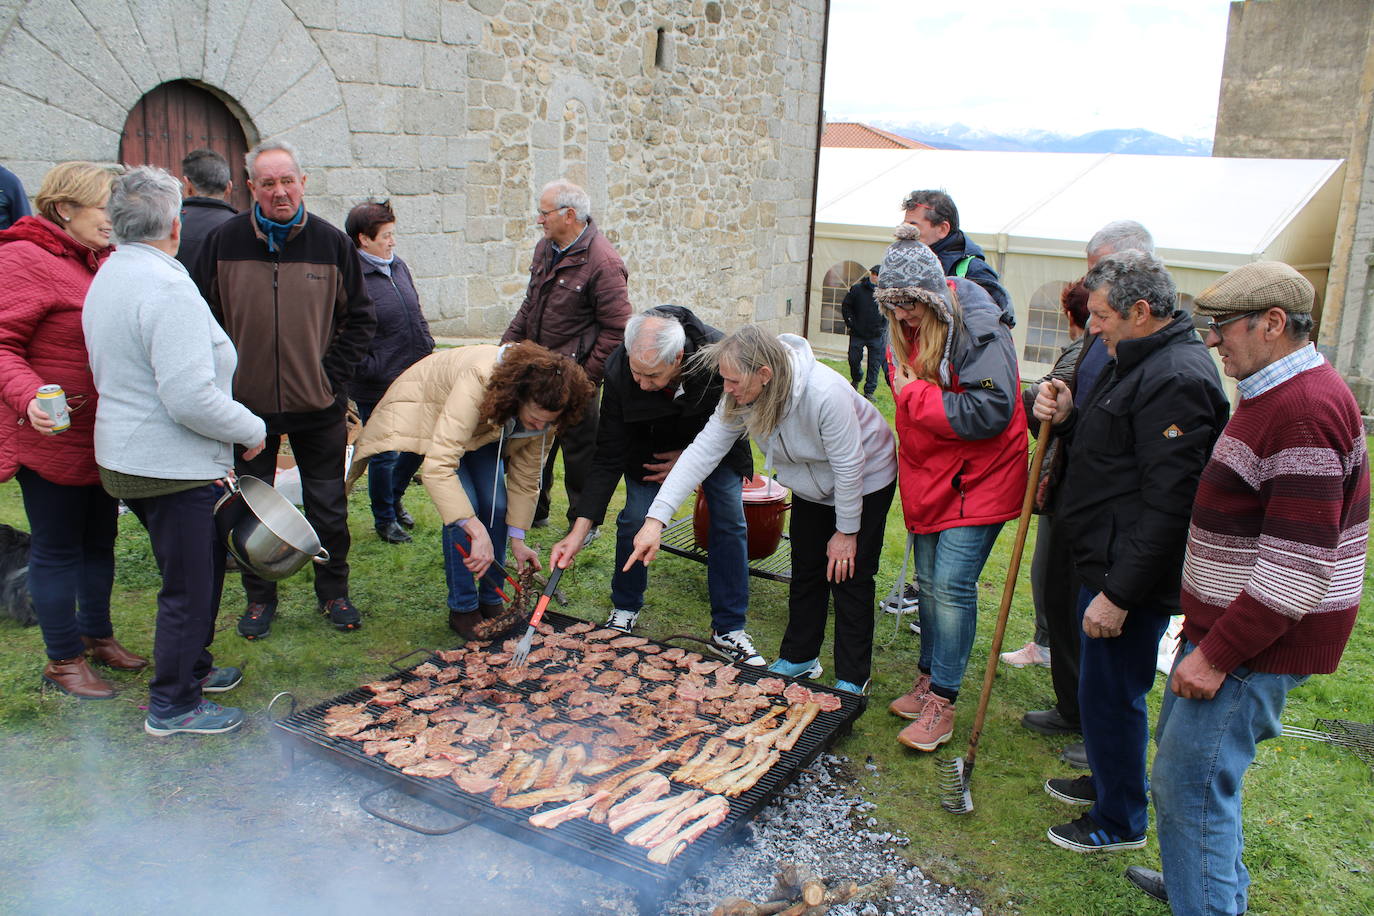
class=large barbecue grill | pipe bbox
[273,611,862,909]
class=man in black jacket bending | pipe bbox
[549,306,762,665]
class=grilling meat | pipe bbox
[527,790,606,828]
[645,795,730,864]
[498,782,589,809]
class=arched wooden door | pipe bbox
[120,81,252,213]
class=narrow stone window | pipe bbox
[654,28,669,68]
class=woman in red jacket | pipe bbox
[876,230,1027,753]
[0,161,145,699]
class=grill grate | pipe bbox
[658,515,792,582]
[273,610,861,903]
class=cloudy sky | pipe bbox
[823,0,1235,139]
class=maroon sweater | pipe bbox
[1180,361,1367,674]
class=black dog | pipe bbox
[0,523,36,626]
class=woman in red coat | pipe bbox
[0,161,145,699]
[876,229,1027,753]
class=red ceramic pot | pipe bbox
[692,475,790,560]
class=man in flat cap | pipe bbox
[1124,262,1367,914]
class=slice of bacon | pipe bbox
[498,782,588,809]
[645,795,730,863]
[623,791,704,847]
[527,789,606,828]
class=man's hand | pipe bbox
[1033,379,1073,426]
[642,450,683,483]
[509,537,542,574]
[26,397,57,434]
[1082,592,1128,639]
[891,360,912,397]
[1170,646,1226,700]
[826,531,859,582]
[550,518,594,569]
[242,439,266,462]
[461,518,494,576]
[623,518,665,572]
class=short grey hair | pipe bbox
[246,139,302,181]
[109,165,182,245]
[1247,309,1315,342]
[624,310,687,367]
[1083,249,1177,319]
[1087,220,1154,259]
[542,179,591,222]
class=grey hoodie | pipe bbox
[648,334,896,533]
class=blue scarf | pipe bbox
[358,247,393,277]
[254,203,304,253]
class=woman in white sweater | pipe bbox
[625,325,896,693]
[83,166,265,738]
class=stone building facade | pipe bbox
[1214,0,1374,408]
[0,0,826,337]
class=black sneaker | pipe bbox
[237,602,277,640]
[1124,866,1169,904]
[145,700,245,736]
[199,666,243,693]
[1045,775,1096,806]
[1047,814,1145,853]
[319,597,362,631]
[396,505,415,529]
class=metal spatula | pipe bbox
[510,565,563,668]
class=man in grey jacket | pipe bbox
[84,166,266,737]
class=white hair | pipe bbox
[109,165,182,245]
[246,139,302,180]
[624,310,687,367]
[541,179,591,222]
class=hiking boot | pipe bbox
[41,656,115,699]
[320,597,362,631]
[144,700,245,736]
[396,505,415,529]
[1000,641,1051,669]
[199,666,243,694]
[604,608,640,633]
[896,693,954,751]
[1061,741,1090,769]
[1045,775,1097,806]
[449,610,483,640]
[881,581,919,615]
[1022,708,1081,736]
[478,601,507,620]
[1124,866,1169,904]
[82,635,149,671]
[1047,814,1145,853]
[711,629,765,666]
[375,520,412,544]
[888,672,933,719]
[766,657,822,679]
[237,601,277,640]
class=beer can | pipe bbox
[36,384,70,432]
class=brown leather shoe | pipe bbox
[42,656,116,699]
[477,601,507,620]
[82,635,149,671]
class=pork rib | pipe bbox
[645,796,730,864]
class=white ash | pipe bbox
[655,754,981,916]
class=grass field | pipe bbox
[0,360,1370,914]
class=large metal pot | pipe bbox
[214,475,329,581]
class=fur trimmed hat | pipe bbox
[874,224,949,313]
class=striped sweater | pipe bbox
[1180,360,1367,674]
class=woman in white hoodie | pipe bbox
[625,324,896,693]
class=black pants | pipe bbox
[126,484,224,718]
[1037,513,1082,725]
[780,480,895,684]
[235,405,350,603]
[535,387,600,525]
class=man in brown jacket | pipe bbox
[193,139,376,640]
[501,178,630,528]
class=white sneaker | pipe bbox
[882,581,919,615]
[604,608,639,633]
[1000,641,1051,669]
[711,629,766,666]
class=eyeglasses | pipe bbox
[537,206,567,218]
[879,299,922,314]
[1205,312,1253,335]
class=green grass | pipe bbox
[0,360,1370,914]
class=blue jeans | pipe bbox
[847,332,889,396]
[440,442,508,613]
[354,398,423,525]
[1153,642,1305,916]
[1077,586,1170,839]
[613,464,748,632]
[913,523,1003,697]
[15,468,118,660]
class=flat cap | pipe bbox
[1194,260,1314,317]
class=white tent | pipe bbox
[810,148,1345,381]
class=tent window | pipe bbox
[1023,280,1071,366]
[821,261,868,335]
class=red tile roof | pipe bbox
[821,122,933,150]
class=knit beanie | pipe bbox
[875,224,956,385]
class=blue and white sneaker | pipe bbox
[1047,814,1145,853]
[833,679,870,695]
[604,608,639,633]
[766,657,822,679]
[145,700,245,737]
[198,666,243,693]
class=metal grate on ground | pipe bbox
[657,516,792,583]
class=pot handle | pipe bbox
[312,547,331,565]
[212,476,241,513]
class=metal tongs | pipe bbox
[510,565,563,668]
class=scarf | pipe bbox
[253,203,304,253]
[358,247,393,277]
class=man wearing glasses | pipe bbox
[502,178,631,529]
[1125,261,1367,913]
[1033,249,1229,854]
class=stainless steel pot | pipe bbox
[214,475,329,581]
